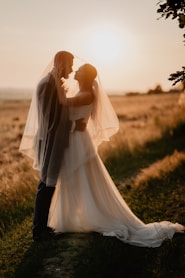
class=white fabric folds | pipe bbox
[48,102,184,248]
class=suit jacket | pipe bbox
[36,74,71,186]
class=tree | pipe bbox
[157,0,185,87]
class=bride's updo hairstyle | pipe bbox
[82,63,97,88]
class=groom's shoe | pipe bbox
[33,227,55,242]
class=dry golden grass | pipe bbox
[134,150,185,187]
[100,93,185,157]
[0,101,38,209]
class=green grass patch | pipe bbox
[0,198,34,237]
[121,160,185,225]
[105,121,185,184]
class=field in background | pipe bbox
[101,93,184,156]
[0,92,185,277]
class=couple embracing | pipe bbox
[20,51,184,247]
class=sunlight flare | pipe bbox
[87,24,125,66]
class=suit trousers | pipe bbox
[33,180,55,236]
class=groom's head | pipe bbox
[54,51,74,78]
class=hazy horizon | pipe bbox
[0,83,182,101]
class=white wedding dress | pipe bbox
[48,103,184,247]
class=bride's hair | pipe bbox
[82,64,97,87]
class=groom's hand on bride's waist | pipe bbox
[74,118,86,132]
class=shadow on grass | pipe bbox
[14,239,62,278]
[105,122,185,184]
[74,234,185,278]
[14,232,185,278]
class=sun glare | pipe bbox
[74,23,134,91]
[87,25,125,67]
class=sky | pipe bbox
[1,0,184,94]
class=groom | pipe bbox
[33,51,85,241]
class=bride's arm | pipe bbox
[57,82,94,106]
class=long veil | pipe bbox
[19,52,73,186]
[19,53,119,186]
[62,57,119,148]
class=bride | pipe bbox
[47,62,184,248]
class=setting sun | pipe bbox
[86,24,125,66]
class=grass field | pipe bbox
[0,93,185,277]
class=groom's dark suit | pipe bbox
[37,74,71,185]
[33,74,71,240]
